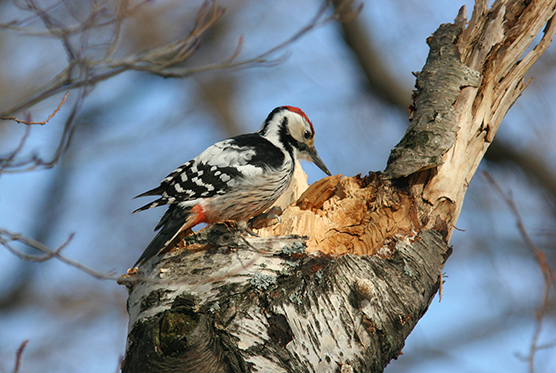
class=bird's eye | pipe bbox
[303,130,312,140]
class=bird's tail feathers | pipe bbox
[132,198,166,214]
[133,185,166,199]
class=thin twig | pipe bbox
[0,227,195,286]
[0,0,150,36]
[136,0,340,78]
[12,340,28,373]
[1,91,68,125]
[0,123,31,174]
[483,171,555,373]
[27,0,78,61]
[102,0,125,60]
[2,88,86,173]
[0,228,119,281]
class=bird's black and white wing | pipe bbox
[133,133,285,215]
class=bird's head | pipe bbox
[259,106,331,176]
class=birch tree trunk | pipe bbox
[119,1,556,372]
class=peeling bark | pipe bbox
[385,23,482,178]
[121,1,556,372]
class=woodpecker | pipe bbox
[132,106,331,267]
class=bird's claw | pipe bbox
[248,206,283,230]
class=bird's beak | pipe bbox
[308,146,332,176]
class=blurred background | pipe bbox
[0,0,555,372]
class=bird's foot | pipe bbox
[248,206,283,230]
[234,220,259,237]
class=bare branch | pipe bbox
[0,227,212,287]
[1,91,68,125]
[102,0,125,60]
[0,0,349,118]
[12,340,28,373]
[0,0,150,36]
[483,171,556,373]
[1,89,85,173]
[108,0,348,78]
[225,34,244,64]
[0,123,31,175]
[0,228,119,281]
[26,0,78,61]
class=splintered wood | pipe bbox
[255,173,420,255]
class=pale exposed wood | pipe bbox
[256,174,419,257]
